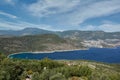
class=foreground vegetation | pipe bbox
[0,53,120,80]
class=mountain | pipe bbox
[0,28,120,51]
[57,30,120,48]
[0,34,79,54]
[57,30,120,40]
[0,28,53,36]
[0,28,120,40]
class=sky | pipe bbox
[0,0,120,32]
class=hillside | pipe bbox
[0,28,120,54]
[1,28,120,40]
[0,54,120,80]
[57,30,120,48]
[0,34,79,54]
[57,30,120,40]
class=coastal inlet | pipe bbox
[8,47,120,63]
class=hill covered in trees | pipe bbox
[0,28,120,52]
[0,32,120,55]
[0,53,120,80]
[0,28,120,55]
[0,34,80,55]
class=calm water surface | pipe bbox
[9,47,120,63]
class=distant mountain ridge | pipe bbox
[58,30,120,40]
[0,28,120,40]
[0,33,119,55]
[0,28,120,52]
[0,28,53,36]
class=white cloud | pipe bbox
[82,23,120,32]
[61,0,120,26]
[78,25,98,31]
[0,11,17,19]
[98,23,120,32]
[0,0,120,32]
[5,0,14,5]
[0,19,54,31]
[0,18,120,32]
[0,0,15,5]
[28,0,80,17]
[27,0,120,26]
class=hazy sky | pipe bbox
[0,0,120,32]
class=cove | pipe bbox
[8,47,120,63]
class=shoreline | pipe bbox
[8,48,88,58]
[8,46,119,58]
[33,48,88,53]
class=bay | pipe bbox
[8,47,120,63]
